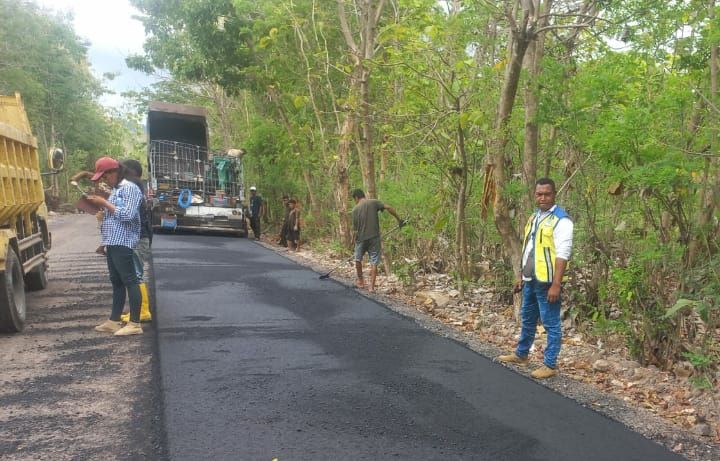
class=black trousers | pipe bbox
[279,221,289,245]
[250,216,261,239]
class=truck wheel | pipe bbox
[0,250,27,333]
[25,262,48,291]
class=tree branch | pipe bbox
[506,3,519,33]
[534,22,592,35]
[693,87,720,116]
[374,0,387,26]
[337,0,358,54]
[538,12,604,22]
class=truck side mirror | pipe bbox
[48,147,64,171]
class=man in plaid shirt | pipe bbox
[85,156,144,336]
[100,179,142,247]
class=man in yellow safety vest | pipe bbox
[497,177,574,379]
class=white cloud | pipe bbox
[37,0,157,108]
[40,0,146,52]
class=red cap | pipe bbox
[91,156,119,181]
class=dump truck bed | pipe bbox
[0,94,45,226]
[0,93,52,332]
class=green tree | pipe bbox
[122,0,720,372]
[0,0,129,201]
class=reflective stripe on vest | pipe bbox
[522,207,569,283]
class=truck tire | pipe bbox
[25,262,48,291]
[0,249,27,333]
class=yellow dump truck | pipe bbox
[0,93,57,332]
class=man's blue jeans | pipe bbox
[515,279,562,368]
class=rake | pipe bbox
[318,220,408,280]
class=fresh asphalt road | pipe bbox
[153,234,685,461]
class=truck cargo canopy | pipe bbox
[147,101,208,150]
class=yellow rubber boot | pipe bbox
[120,283,152,323]
[139,283,152,322]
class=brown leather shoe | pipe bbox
[531,365,558,379]
[497,353,529,365]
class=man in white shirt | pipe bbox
[498,178,574,379]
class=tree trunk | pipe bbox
[489,27,531,266]
[522,37,540,208]
[455,117,469,292]
[522,0,551,210]
[545,125,556,177]
[379,133,389,182]
[688,0,720,266]
[301,169,321,225]
[359,1,374,197]
[338,0,386,200]
[360,62,376,198]
[334,114,354,247]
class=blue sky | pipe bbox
[37,0,159,109]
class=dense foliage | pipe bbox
[13,0,710,375]
[0,0,142,202]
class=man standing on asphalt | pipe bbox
[85,156,144,336]
[351,189,404,292]
[248,186,264,240]
[119,159,152,323]
[498,177,574,379]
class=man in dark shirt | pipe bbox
[249,186,264,240]
[351,189,403,292]
[120,159,152,322]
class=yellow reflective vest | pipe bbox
[522,206,571,283]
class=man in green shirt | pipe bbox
[351,189,404,292]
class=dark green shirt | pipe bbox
[352,199,385,242]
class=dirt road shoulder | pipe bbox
[0,214,164,461]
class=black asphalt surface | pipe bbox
[153,234,685,461]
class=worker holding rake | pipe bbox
[351,189,405,292]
